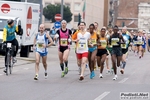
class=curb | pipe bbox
[16,57,35,62]
[0,62,34,69]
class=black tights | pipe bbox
[5,38,19,67]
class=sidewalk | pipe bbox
[0,57,34,69]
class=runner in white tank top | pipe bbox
[33,24,53,80]
[75,22,91,81]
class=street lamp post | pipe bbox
[61,0,64,20]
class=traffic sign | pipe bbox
[55,14,62,22]
[1,3,10,14]
[54,21,61,29]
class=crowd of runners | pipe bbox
[33,20,149,81]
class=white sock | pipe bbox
[45,70,47,73]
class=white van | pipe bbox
[0,1,40,57]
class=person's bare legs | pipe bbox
[99,54,107,78]
[34,52,40,80]
[42,55,48,78]
[79,57,88,80]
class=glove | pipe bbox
[68,38,71,43]
[18,25,21,30]
[55,34,59,38]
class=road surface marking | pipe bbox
[94,92,110,100]
[0,74,3,76]
[119,78,128,83]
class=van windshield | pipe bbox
[0,19,7,31]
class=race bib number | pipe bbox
[133,41,137,44]
[89,39,97,45]
[111,38,119,46]
[37,43,43,48]
[137,41,143,45]
[60,38,68,46]
[78,39,87,49]
[100,40,107,48]
[121,44,127,49]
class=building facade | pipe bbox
[43,0,109,29]
[138,3,150,32]
[115,0,150,31]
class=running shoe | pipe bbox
[120,69,124,74]
[90,73,93,79]
[94,66,96,70]
[111,68,114,74]
[92,71,95,77]
[64,67,68,74]
[45,72,48,79]
[99,74,103,78]
[79,76,84,81]
[113,75,118,80]
[3,69,7,74]
[61,72,65,78]
[106,70,110,74]
[34,74,38,80]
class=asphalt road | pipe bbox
[0,46,150,100]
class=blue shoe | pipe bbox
[90,73,93,79]
[92,71,95,77]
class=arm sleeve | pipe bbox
[3,28,7,42]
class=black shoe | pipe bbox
[3,69,7,73]
[34,75,38,80]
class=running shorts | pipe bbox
[37,51,48,57]
[122,49,128,54]
[89,46,97,52]
[59,46,69,53]
[148,39,150,46]
[111,47,122,56]
[76,52,88,59]
[96,49,107,56]
[106,47,112,54]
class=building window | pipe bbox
[122,22,125,27]
[74,3,81,11]
[65,3,71,8]
[74,15,79,22]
